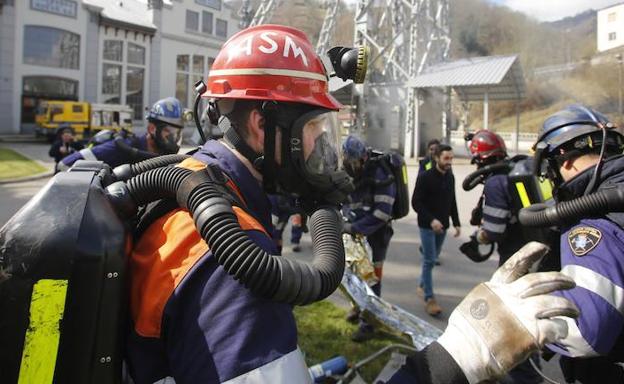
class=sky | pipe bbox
[488,0,623,22]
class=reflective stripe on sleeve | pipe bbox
[552,316,599,357]
[482,220,506,234]
[346,202,363,210]
[561,264,624,315]
[373,209,393,222]
[374,195,395,204]
[223,348,312,384]
[79,148,97,161]
[18,279,68,384]
[483,205,510,219]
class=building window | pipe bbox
[102,63,122,104]
[610,32,617,41]
[202,11,213,34]
[177,54,209,108]
[101,39,147,119]
[126,66,145,119]
[216,19,227,38]
[127,43,145,65]
[103,40,123,61]
[195,0,221,10]
[186,10,199,31]
[22,76,78,123]
[609,12,617,22]
[23,26,80,69]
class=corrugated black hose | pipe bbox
[113,154,191,181]
[519,187,624,227]
[108,166,345,305]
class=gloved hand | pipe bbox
[438,241,579,383]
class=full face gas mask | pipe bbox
[261,103,353,210]
[153,123,183,155]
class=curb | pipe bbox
[0,170,54,185]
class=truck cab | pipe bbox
[35,101,133,141]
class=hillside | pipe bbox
[226,0,620,129]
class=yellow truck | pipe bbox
[35,101,133,140]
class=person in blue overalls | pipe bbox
[58,97,185,170]
[341,135,396,342]
[529,104,624,383]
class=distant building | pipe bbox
[0,0,241,135]
[597,2,624,53]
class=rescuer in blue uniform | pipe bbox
[341,135,396,342]
[528,104,624,383]
[58,97,185,170]
[123,25,580,384]
[469,130,527,265]
[467,129,543,384]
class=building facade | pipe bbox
[0,0,240,134]
[598,2,624,53]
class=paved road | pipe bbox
[0,142,566,382]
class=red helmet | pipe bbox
[203,24,342,111]
[469,130,507,162]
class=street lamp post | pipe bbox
[617,54,623,118]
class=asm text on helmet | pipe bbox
[227,32,309,67]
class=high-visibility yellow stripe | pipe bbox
[18,279,68,384]
[515,182,531,208]
[539,178,553,201]
[401,165,408,185]
[425,161,432,170]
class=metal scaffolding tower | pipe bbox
[316,0,340,55]
[353,0,450,157]
[239,0,280,28]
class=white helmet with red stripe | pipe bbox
[203,24,342,111]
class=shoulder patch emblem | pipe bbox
[567,226,602,256]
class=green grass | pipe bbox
[294,300,410,382]
[0,148,47,180]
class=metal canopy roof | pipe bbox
[407,55,526,101]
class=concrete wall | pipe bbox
[0,3,16,134]
[83,9,100,103]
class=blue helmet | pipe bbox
[534,104,620,155]
[146,97,184,128]
[342,135,368,161]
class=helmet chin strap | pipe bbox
[223,127,264,171]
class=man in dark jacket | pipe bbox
[48,124,83,173]
[412,144,460,316]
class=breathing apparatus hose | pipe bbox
[114,137,157,162]
[462,162,512,191]
[113,154,191,181]
[519,186,624,227]
[108,166,345,305]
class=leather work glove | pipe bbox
[437,241,579,383]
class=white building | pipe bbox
[0,0,241,134]
[597,2,624,53]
